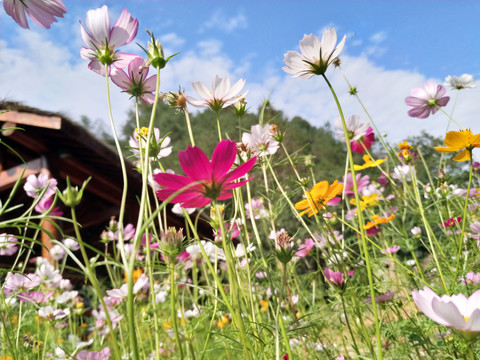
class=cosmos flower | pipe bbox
[295,180,343,217]
[242,124,279,157]
[342,173,370,197]
[323,268,344,287]
[154,140,257,208]
[405,81,450,119]
[364,214,395,230]
[412,286,480,335]
[434,129,480,161]
[3,0,66,29]
[77,347,111,360]
[444,74,476,90]
[129,127,172,161]
[283,28,346,78]
[349,193,379,211]
[3,273,41,296]
[111,57,158,104]
[353,155,387,171]
[381,245,400,255]
[24,173,57,199]
[187,75,247,111]
[80,5,138,76]
[34,196,63,216]
[0,234,18,256]
[334,115,375,154]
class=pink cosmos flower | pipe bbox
[335,115,374,154]
[443,217,462,228]
[381,245,400,255]
[24,173,57,199]
[323,268,344,287]
[34,196,63,216]
[245,198,268,219]
[342,173,370,197]
[187,75,247,111]
[242,124,279,157]
[214,222,240,242]
[283,28,346,78]
[296,238,314,258]
[80,5,138,76]
[111,57,157,104]
[460,272,480,286]
[0,234,18,256]
[3,272,41,296]
[3,0,66,29]
[77,347,111,360]
[405,81,450,119]
[412,286,480,333]
[154,140,257,208]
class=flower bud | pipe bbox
[163,88,187,111]
[233,97,247,117]
[57,177,91,208]
[160,227,184,261]
[275,231,294,264]
[142,30,178,69]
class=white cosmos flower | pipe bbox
[187,75,247,111]
[412,286,480,333]
[242,124,279,157]
[283,28,346,79]
[444,74,476,90]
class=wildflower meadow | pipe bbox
[3,2,480,360]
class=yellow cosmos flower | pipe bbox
[295,180,343,217]
[434,129,480,161]
[353,154,387,171]
[350,193,379,211]
[364,214,396,230]
[217,315,229,328]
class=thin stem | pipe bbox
[169,261,184,359]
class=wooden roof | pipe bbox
[0,100,196,267]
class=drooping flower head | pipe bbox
[111,57,158,104]
[187,75,247,112]
[444,74,476,90]
[3,0,66,29]
[242,124,279,157]
[405,81,450,119]
[434,129,480,161]
[80,5,139,76]
[295,180,343,217]
[283,28,346,78]
[412,286,480,337]
[154,140,257,208]
[334,115,375,153]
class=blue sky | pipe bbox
[1,0,480,144]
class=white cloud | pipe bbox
[2,28,479,157]
[370,31,387,44]
[200,10,247,33]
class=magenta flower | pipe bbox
[154,140,257,208]
[187,75,247,111]
[3,0,66,29]
[35,196,63,216]
[412,286,480,333]
[0,234,18,256]
[405,81,450,119]
[80,5,138,76]
[323,268,344,287]
[111,57,157,104]
[24,173,57,199]
[77,347,111,360]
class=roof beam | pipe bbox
[0,111,62,130]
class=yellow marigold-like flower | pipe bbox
[434,129,480,161]
[350,193,379,211]
[217,314,229,328]
[260,300,269,312]
[364,214,396,230]
[353,154,387,171]
[295,180,343,217]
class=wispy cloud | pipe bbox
[200,10,247,33]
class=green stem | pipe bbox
[169,261,184,359]
[216,111,222,142]
[184,109,196,146]
[322,73,383,360]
